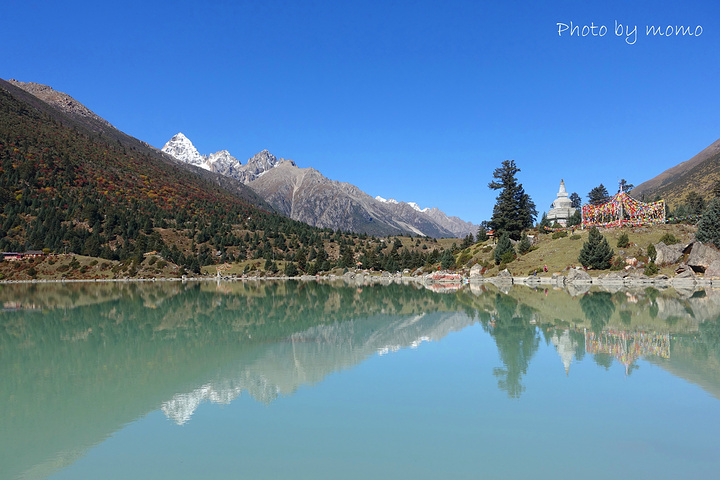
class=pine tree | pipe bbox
[568,209,582,227]
[578,227,614,269]
[588,184,610,205]
[517,233,531,255]
[569,192,582,209]
[476,224,489,242]
[440,250,455,269]
[696,198,720,248]
[618,179,634,193]
[494,232,516,265]
[488,160,537,240]
[538,212,550,232]
[685,191,706,215]
[284,261,298,277]
[616,232,629,248]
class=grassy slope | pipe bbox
[458,223,698,277]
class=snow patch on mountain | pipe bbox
[407,202,430,213]
[375,196,398,204]
[376,196,429,213]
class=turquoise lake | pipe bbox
[2,280,720,479]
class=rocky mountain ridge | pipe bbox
[162,132,478,238]
[8,79,115,131]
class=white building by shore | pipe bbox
[547,179,576,227]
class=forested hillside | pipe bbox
[0,80,449,278]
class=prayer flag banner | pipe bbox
[582,192,665,228]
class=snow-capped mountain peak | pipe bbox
[375,196,399,204]
[408,202,429,213]
[162,133,207,170]
[206,149,241,176]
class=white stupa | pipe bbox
[547,179,576,227]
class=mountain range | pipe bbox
[4,76,718,247]
[162,132,478,238]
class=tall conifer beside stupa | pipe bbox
[488,160,537,240]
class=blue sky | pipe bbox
[3,0,719,225]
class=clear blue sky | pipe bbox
[3,0,719,225]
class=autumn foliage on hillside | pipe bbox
[0,85,452,276]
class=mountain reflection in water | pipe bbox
[2,280,720,479]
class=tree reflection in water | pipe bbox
[488,294,540,398]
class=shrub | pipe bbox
[517,234,531,255]
[645,261,659,276]
[500,251,516,265]
[552,230,568,239]
[570,234,581,240]
[494,233,516,265]
[610,256,625,271]
[579,227,614,270]
[659,233,679,245]
[647,244,657,263]
[617,232,630,248]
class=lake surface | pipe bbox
[2,280,720,479]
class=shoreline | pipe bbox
[1,268,717,290]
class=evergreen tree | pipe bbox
[461,234,474,249]
[517,233,531,255]
[295,247,307,272]
[339,245,355,268]
[476,223,489,242]
[569,192,582,209]
[494,232,516,265]
[685,191,706,215]
[567,209,582,227]
[538,212,550,231]
[488,160,537,240]
[616,232,629,248]
[618,179,634,193]
[284,261,298,277]
[588,184,610,205]
[696,198,720,248]
[440,250,455,269]
[578,227,614,269]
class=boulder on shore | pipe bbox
[567,268,591,283]
[497,269,513,279]
[705,260,720,279]
[469,264,483,279]
[654,241,684,265]
[687,242,720,273]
